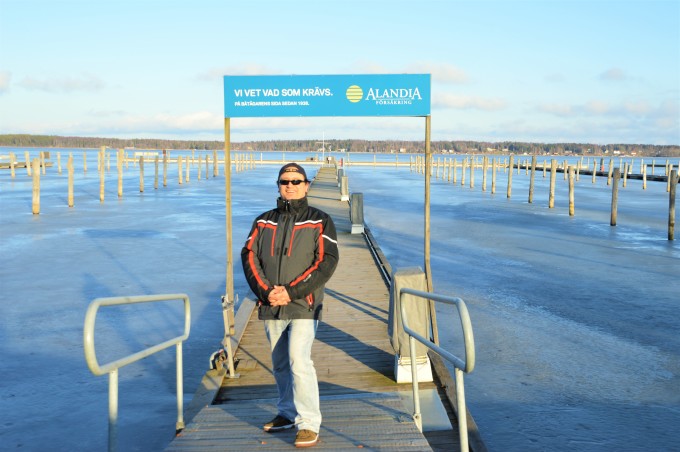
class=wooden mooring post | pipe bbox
[528,155,536,203]
[469,155,475,189]
[68,155,74,207]
[163,153,168,187]
[9,152,16,178]
[99,151,105,202]
[213,150,218,177]
[139,156,145,192]
[669,169,677,240]
[506,154,513,198]
[461,158,467,186]
[154,156,159,189]
[568,166,575,216]
[117,150,123,198]
[667,164,674,193]
[611,168,621,226]
[549,159,557,208]
[592,161,597,184]
[482,156,488,191]
[31,158,40,214]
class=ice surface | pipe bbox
[1,150,679,451]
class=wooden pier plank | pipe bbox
[168,393,431,451]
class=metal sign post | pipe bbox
[222,117,237,377]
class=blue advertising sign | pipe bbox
[224,74,430,118]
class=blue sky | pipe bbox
[1,0,678,145]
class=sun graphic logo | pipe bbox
[345,85,363,103]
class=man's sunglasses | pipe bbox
[277,179,308,186]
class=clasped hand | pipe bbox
[268,285,291,306]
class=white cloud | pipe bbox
[198,62,470,87]
[352,60,390,74]
[584,101,611,115]
[622,100,652,115]
[434,93,506,111]
[652,99,678,117]
[197,65,278,81]
[544,73,566,83]
[599,68,627,81]
[405,62,469,84]
[537,103,574,117]
[87,109,128,118]
[113,111,222,133]
[17,74,105,93]
[539,98,676,123]
[19,111,224,138]
[0,71,10,94]
[530,97,679,144]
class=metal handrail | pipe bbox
[83,293,190,452]
[399,287,475,452]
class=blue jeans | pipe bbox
[264,319,321,433]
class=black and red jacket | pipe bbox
[241,196,339,320]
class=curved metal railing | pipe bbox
[83,293,190,452]
[399,287,475,452]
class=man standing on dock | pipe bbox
[241,163,339,448]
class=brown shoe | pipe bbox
[263,415,295,432]
[295,429,319,448]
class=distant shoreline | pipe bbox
[1,134,678,158]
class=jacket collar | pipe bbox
[277,196,308,214]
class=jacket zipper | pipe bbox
[277,208,292,285]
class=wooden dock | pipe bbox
[166,166,483,451]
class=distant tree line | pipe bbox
[0,134,223,151]
[0,134,678,157]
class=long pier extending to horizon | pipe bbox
[165,166,485,451]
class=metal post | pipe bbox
[224,118,237,377]
[424,115,438,345]
[455,367,469,452]
[424,115,431,293]
[408,335,422,433]
[176,343,185,431]
[108,369,118,452]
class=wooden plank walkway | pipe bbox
[166,166,463,451]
